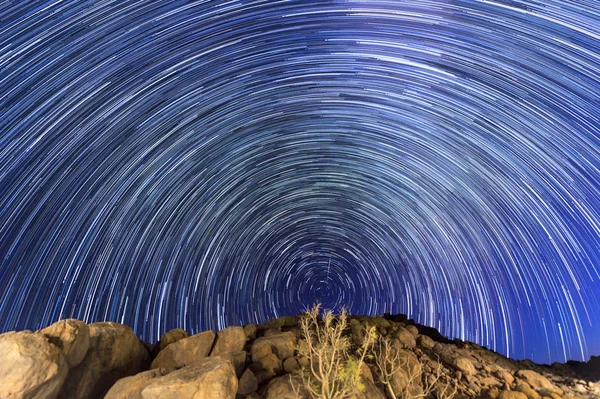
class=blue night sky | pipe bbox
[1,0,599,364]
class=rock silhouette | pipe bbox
[0,314,598,399]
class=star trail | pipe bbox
[1,0,600,364]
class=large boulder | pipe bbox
[393,327,416,348]
[251,332,296,362]
[237,368,259,396]
[151,330,215,369]
[389,348,422,396]
[264,375,308,399]
[515,370,559,393]
[153,328,190,356]
[498,390,528,399]
[356,378,387,399]
[106,357,236,399]
[249,353,282,384]
[142,357,237,399]
[104,368,170,399]
[0,331,68,399]
[40,319,90,368]
[57,322,150,399]
[452,357,477,377]
[210,326,247,356]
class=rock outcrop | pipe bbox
[0,331,68,399]
[0,313,599,399]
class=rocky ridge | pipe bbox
[0,313,598,398]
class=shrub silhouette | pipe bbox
[294,304,376,399]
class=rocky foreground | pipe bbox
[0,313,598,399]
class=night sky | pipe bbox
[1,0,599,365]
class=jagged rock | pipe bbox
[251,331,296,361]
[356,377,387,399]
[104,368,170,398]
[151,330,215,369]
[238,368,259,395]
[57,322,149,399]
[210,326,247,356]
[264,374,308,399]
[0,331,68,399]
[153,328,189,356]
[243,324,257,340]
[140,356,237,399]
[277,316,300,328]
[283,356,301,373]
[390,348,422,395]
[417,334,436,350]
[495,370,515,386]
[249,353,282,384]
[297,355,309,369]
[483,387,501,399]
[515,380,541,399]
[40,319,90,368]
[515,370,559,393]
[394,327,417,348]
[480,377,502,389]
[221,350,247,378]
[498,390,528,399]
[371,316,391,331]
[453,357,477,377]
[405,325,419,336]
[350,318,365,346]
[252,343,273,361]
[360,362,374,383]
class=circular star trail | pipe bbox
[1,0,600,364]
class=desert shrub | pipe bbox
[295,304,376,399]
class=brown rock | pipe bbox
[0,331,68,399]
[151,330,215,369]
[484,387,501,399]
[264,328,283,337]
[238,368,259,395]
[453,357,477,377]
[515,380,541,399]
[356,377,387,399]
[480,377,503,388]
[210,326,247,356]
[249,353,282,385]
[516,370,558,393]
[360,362,374,383]
[394,327,417,348]
[142,356,237,399]
[417,334,436,350]
[243,324,257,340]
[297,355,309,369]
[495,370,515,386]
[104,368,170,399]
[153,328,189,355]
[350,318,365,346]
[40,319,90,368]
[499,390,528,399]
[277,316,300,328]
[251,332,296,362]
[264,375,309,399]
[57,322,149,399]
[405,325,419,336]
[390,349,422,395]
[221,350,246,378]
[252,343,273,361]
[283,356,301,373]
